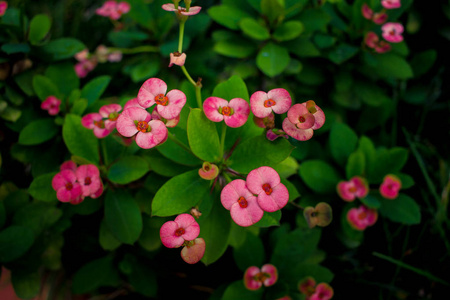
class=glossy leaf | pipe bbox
[346,150,365,178]
[28,172,58,202]
[208,5,252,30]
[329,122,358,166]
[107,156,149,184]
[157,127,201,166]
[62,114,99,164]
[38,38,85,61]
[0,225,35,263]
[239,18,270,40]
[99,220,121,251]
[28,14,51,45]
[32,75,60,101]
[187,108,221,162]
[256,42,290,77]
[72,256,120,294]
[12,202,62,235]
[379,194,421,224]
[299,160,340,194]
[45,62,80,97]
[214,38,257,59]
[81,76,111,106]
[212,75,249,101]
[273,21,304,42]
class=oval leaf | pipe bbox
[28,14,51,45]
[273,20,304,41]
[62,114,99,164]
[0,225,35,263]
[18,119,59,145]
[187,108,221,162]
[28,172,58,202]
[379,194,421,224]
[256,42,290,77]
[299,160,340,194]
[239,18,270,40]
[107,156,149,184]
[329,122,358,166]
[81,76,111,106]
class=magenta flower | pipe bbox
[76,165,102,198]
[246,166,289,213]
[364,32,392,53]
[74,59,97,78]
[180,238,205,264]
[99,104,122,131]
[203,97,250,128]
[169,52,187,67]
[337,176,369,202]
[81,113,112,138]
[160,214,200,248]
[373,12,388,25]
[60,160,77,172]
[0,1,8,16]
[162,3,202,16]
[347,205,378,231]
[382,0,401,9]
[96,0,130,20]
[287,104,316,130]
[361,3,373,20]
[116,107,168,149]
[151,106,180,128]
[382,22,404,43]
[266,129,288,141]
[244,264,278,291]
[379,174,402,199]
[298,277,316,297]
[52,170,83,203]
[250,88,292,118]
[41,96,61,116]
[137,78,186,120]
[198,162,219,180]
[309,283,334,300]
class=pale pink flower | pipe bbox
[198,162,219,180]
[96,0,130,20]
[282,117,314,141]
[160,214,200,248]
[203,97,250,128]
[244,264,278,291]
[250,88,292,118]
[382,0,401,9]
[374,40,392,53]
[361,4,373,20]
[379,174,402,199]
[76,164,102,198]
[41,96,61,116]
[117,1,130,14]
[52,170,83,203]
[60,160,77,172]
[151,106,180,128]
[347,205,378,230]
[373,12,388,25]
[137,78,186,120]
[108,51,122,62]
[169,52,186,67]
[284,100,324,140]
[74,49,89,62]
[246,166,289,213]
[180,238,205,264]
[0,1,8,16]
[81,113,112,138]
[309,283,334,300]
[221,179,264,227]
[162,3,202,16]
[382,22,404,43]
[116,107,168,149]
[337,176,369,202]
[99,104,122,131]
[287,103,316,130]
[74,59,97,78]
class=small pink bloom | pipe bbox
[74,59,97,78]
[76,164,102,198]
[303,100,325,130]
[81,113,111,138]
[116,107,168,149]
[287,104,315,130]
[203,97,250,128]
[282,117,314,141]
[0,1,7,16]
[137,78,186,120]
[365,32,391,53]
[160,214,200,248]
[162,3,202,16]
[375,40,392,53]
[246,166,289,213]
[373,12,388,25]
[309,283,334,300]
[382,22,404,43]
[382,0,401,9]
[99,103,122,131]
[379,174,402,199]
[52,170,83,203]
[298,277,316,296]
[361,3,373,20]
[221,179,264,227]
[337,176,369,202]
[253,112,275,129]
[180,238,205,264]
[198,162,219,180]
[60,160,77,172]
[41,96,61,116]
[250,88,292,118]
[74,49,89,62]
[169,52,186,67]
[96,0,129,20]
[117,1,130,14]
[244,264,278,291]
[151,106,180,128]
[347,205,378,230]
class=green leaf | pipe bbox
[99,220,121,251]
[212,75,249,101]
[124,255,157,297]
[261,0,285,23]
[370,53,414,80]
[410,49,437,78]
[143,150,192,178]
[329,122,358,166]
[285,36,321,57]
[130,59,160,83]
[273,21,304,42]
[11,271,40,299]
[387,147,409,173]
[107,156,149,184]
[298,8,331,33]
[45,62,79,97]
[360,193,381,209]
[32,75,60,101]
[81,76,111,106]
[281,177,300,203]
[152,170,211,217]
[187,108,221,162]
[379,194,421,224]
[38,38,86,61]
[208,5,252,30]
[357,136,376,180]
[328,44,359,64]
[104,190,143,245]
[18,119,58,145]
[0,225,35,263]
[239,18,270,40]
[272,156,298,178]
[14,71,35,97]
[256,42,290,77]
[394,173,414,189]
[346,150,365,178]
[127,0,155,30]
[214,38,257,59]
[12,202,62,235]
[28,172,58,202]
[62,114,99,164]
[157,127,201,166]
[230,135,294,174]
[222,281,263,300]
[299,160,340,194]
[72,256,120,294]
[138,215,165,251]
[354,81,391,107]
[1,43,30,54]
[253,210,281,227]
[28,14,51,45]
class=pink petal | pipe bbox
[99,104,122,118]
[365,32,379,48]
[312,283,334,300]
[244,266,262,291]
[161,3,177,12]
[160,221,185,248]
[381,0,401,9]
[229,196,263,227]
[221,179,253,210]
[261,264,278,287]
[52,170,77,190]
[301,102,325,130]
[93,127,112,138]
[361,3,373,19]
[81,113,102,129]
[287,104,309,125]
[250,91,272,118]
[246,166,281,196]
[137,78,167,108]
[124,98,145,110]
[175,214,200,241]
[181,238,205,264]
[347,208,366,230]
[116,107,151,137]
[379,175,401,199]
[60,160,77,172]
[224,98,249,128]
[282,117,314,141]
[381,22,404,43]
[181,6,202,16]
[337,181,356,202]
[352,176,369,198]
[157,89,186,120]
[267,88,292,114]
[256,183,289,212]
[203,97,228,122]
[373,12,388,25]
[135,120,168,149]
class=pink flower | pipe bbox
[76,164,102,198]
[116,107,168,149]
[283,100,325,141]
[52,170,83,203]
[180,238,205,264]
[162,3,202,16]
[382,22,404,43]
[287,104,316,130]
[282,117,314,141]
[123,98,145,110]
[337,176,369,202]
[81,113,112,138]
[253,112,275,129]
[364,32,392,53]
[373,12,388,25]
[0,1,8,16]
[221,179,264,227]
[382,0,401,9]
[60,160,77,172]
[250,88,292,118]
[361,4,373,20]
[246,166,289,213]
[244,264,278,291]
[108,51,122,62]
[41,96,61,116]
[74,59,97,78]
[347,205,378,230]
[117,1,130,14]
[203,97,250,128]
[151,106,180,128]
[298,277,316,297]
[169,52,186,67]
[74,49,89,62]
[99,104,122,131]
[198,162,219,180]
[137,78,186,120]
[379,174,402,199]
[160,214,200,248]
[309,283,334,300]
[96,0,130,20]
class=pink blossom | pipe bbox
[373,12,388,25]
[337,176,369,202]
[382,22,404,43]
[0,1,8,16]
[160,214,200,248]
[74,59,97,78]
[382,0,401,9]
[169,52,186,67]
[74,49,89,62]
[253,112,275,129]
[96,0,130,20]
[41,96,61,116]
[287,103,315,130]
[364,32,391,53]
[298,277,316,297]
[303,100,325,130]
[60,160,77,172]
[244,264,278,291]
[361,4,373,20]
[347,205,378,230]
[180,238,205,264]
[203,97,250,128]
[52,170,83,203]
[221,179,264,227]
[309,283,334,300]
[76,164,102,198]
[99,104,122,131]
[250,88,292,118]
[108,51,122,62]
[379,174,402,199]
[116,107,168,149]
[246,166,289,212]
[282,117,314,141]
[162,3,202,16]
[81,113,112,138]
[198,162,219,180]
[284,101,325,140]
[151,106,180,128]
[137,78,186,120]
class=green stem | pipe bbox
[167,131,193,155]
[195,85,202,109]
[180,65,196,86]
[223,172,232,184]
[220,122,227,159]
[178,21,185,53]
[109,45,159,54]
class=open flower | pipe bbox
[74,59,97,78]
[81,113,112,138]
[244,264,278,291]
[169,52,187,67]
[250,88,292,118]
[347,205,378,230]
[304,202,333,228]
[221,179,264,227]
[382,22,404,43]
[309,283,334,300]
[99,104,122,131]
[246,166,289,213]
[337,176,369,202]
[203,97,250,128]
[76,164,102,198]
[160,214,200,248]
[362,4,387,24]
[96,0,130,20]
[162,3,202,16]
[180,238,205,264]
[361,3,373,20]
[379,174,402,199]
[41,96,61,116]
[283,101,325,141]
[52,170,83,203]
[382,0,401,9]
[137,78,186,120]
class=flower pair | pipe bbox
[82,104,122,138]
[96,0,130,20]
[337,174,402,201]
[41,96,61,116]
[244,264,278,291]
[298,277,334,300]
[221,166,289,227]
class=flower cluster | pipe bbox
[82,103,122,138]
[244,264,278,291]
[298,277,334,300]
[347,205,378,231]
[74,45,122,78]
[51,161,103,204]
[159,214,205,264]
[221,166,289,227]
[0,1,7,16]
[96,0,130,20]
[41,95,61,116]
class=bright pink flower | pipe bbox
[337,176,369,202]
[74,59,97,78]
[246,166,289,212]
[123,98,145,110]
[151,106,180,128]
[347,205,378,230]
[244,264,278,291]
[198,162,219,180]
[374,40,392,53]
[41,96,61,116]
[221,179,264,227]
[382,0,401,9]
[379,174,402,199]
[96,0,130,20]
[99,104,122,131]
[250,88,292,118]
[76,164,102,198]
[373,12,388,25]
[137,78,186,120]
[287,104,316,130]
[81,113,112,138]
[60,160,77,172]
[117,1,130,14]
[309,283,334,300]
[298,277,316,297]
[52,170,83,203]
[0,1,8,16]
[303,100,325,130]
[253,112,275,129]
[160,214,200,248]
[116,107,168,149]
[282,117,314,141]
[203,97,250,128]
[180,238,205,264]
[382,22,404,43]
[169,52,186,67]
[361,4,373,20]
[162,3,202,16]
